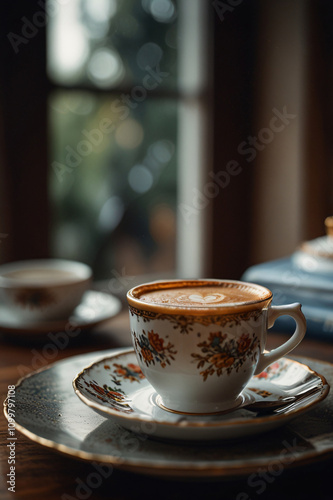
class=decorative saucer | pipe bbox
[73,349,329,441]
[4,349,333,478]
[0,290,121,336]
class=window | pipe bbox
[47,0,212,280]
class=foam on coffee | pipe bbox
[138,284,264,308]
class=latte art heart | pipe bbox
[177,293,226,304]
[137,284,261,307]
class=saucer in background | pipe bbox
[0,291,121,337]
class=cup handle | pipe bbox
[254,303,307,375]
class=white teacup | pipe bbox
[0,259,92,322]
[127,279,306,414]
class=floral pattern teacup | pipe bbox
[127,279,306,414]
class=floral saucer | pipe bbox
[73,349,329,441]
[0,291,121,336]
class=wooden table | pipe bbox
[1,310,333,500]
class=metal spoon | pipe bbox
[243,385,322,414]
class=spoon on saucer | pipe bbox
[243,385,323,414]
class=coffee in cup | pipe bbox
[127,279,306,414]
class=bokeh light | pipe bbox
[115,119,144,149]
[150,204,176,243]
[88,48,124,88]
[150,0,176,23]
[128,165,154,193]
[84,0,117,23]
[149,139,175,164]
[98,196,125,231]
[136,43,163,70]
